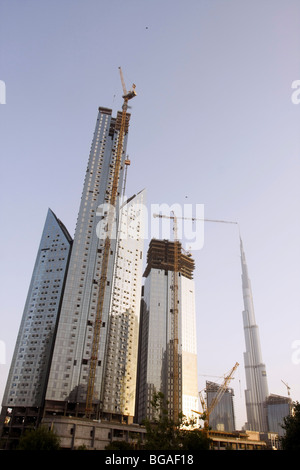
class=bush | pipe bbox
[281,402,300,450]
[17,425,60,451]
[143,392,211,450]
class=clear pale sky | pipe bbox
[1,0,299,429]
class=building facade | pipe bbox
[136,239,199,424]
[206,381,236,432]
[0,104,145,448]
[99,189,146,419]
[266,394,292,437]
[240,237,269,432]
[41,415,145,450]
[0,209,72,448]
[44,106,144,422]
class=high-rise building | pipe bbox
[0,209,72,447]
[240,237,269,432]
[266,394,292,437]
[99,189,146,419]
[44,106,145,423]
[136,239,199,424]
[206,381,236,432]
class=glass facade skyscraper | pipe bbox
[0,209,72,446]
[0,103,145,449]
[44,107,145,422]
[240,237,269,432]
[266,394,292,437]
[99,189,146,419]
[136,239,199,423]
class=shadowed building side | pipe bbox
[0,209,72,449]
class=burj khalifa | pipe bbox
[240,237,269,432]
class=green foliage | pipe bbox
[280,401,300,450]
[105,440,135,450]
[17,425,60,451]
[143,392,210,450]
[179,428,211,450]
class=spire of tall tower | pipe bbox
[240,236,269,432]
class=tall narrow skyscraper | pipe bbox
[136,239,199,424]
[100,189,146,419]
[0,209,72,448]
[240,237,269,432]
[44,107,144,423]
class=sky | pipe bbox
[0,0,300,429]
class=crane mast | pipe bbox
[85,68,136,418]
[171,212,180,424]
[281,379,291,397]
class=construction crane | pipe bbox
[85,68,137,418]
[281,380,291,397]
[119,66,137,101]
[192,362,239,431]
[199,373,236,379]
[153,212,237,424]
[171,213,180,424]
[153,213,238,229]
[153,212,238,257]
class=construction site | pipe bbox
[0,68,293,451]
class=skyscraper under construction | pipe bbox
[0,96,146,449]
[136,239,199,424]
[45,106,145,422]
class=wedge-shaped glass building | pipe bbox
[0,209,72,447]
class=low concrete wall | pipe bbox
[42,416,146,450]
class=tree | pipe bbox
[180,428,211,450]
[17,425,60,451]
[143,392,211,450]
[280,401,300,450]
[105,440,135,450]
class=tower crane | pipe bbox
[281,380,291,397]
[152,212,237,424]
[192,362,239,431]
[199,373,236,379]
[153,213,238,230]
[85,68,137,418]
[119,66,137,101]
